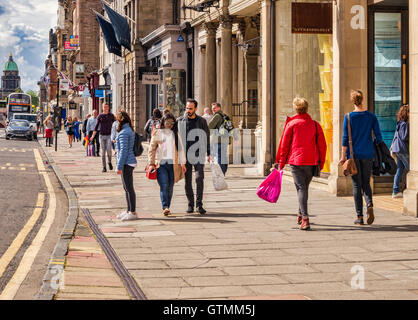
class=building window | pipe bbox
[65,9,69,19]
[62,34,68,45]
[61,55,67,71]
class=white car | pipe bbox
[13,113,38,139]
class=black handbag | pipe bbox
[313,122,321,177]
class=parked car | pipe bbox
[13,113,38,139]
[6,120,33,140]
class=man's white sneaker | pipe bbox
[120,212,138,221]
[392,192,403,199]
[117,211,128,219]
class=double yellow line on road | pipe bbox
[0,148,57,300]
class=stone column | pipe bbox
[199,45,206,113]
[328,0,368,196]
[204,22,218,110]
[259,0,272,175]
[232,36,239,125]
[220,15,233,116]
[404,0,418,217]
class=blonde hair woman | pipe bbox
[275,98,327,230]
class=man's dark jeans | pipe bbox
[157,163,175,209]
[351,159,373,217]
[290,165,314,218]
[185,162,205,208]
[88,131,100,155]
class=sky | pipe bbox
[0,0,58,93]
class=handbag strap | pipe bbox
[347,113,355,160]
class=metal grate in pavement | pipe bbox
[81,208,147,300]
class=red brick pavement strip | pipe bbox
[67,251,94,258]
[72,236,96,242]
[63,275,125,287]
[66,256,113,269]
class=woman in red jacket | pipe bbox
[275,98,327,230]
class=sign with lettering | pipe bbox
[142,74,160,85]
[292,3,332,34]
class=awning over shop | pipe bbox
[103,2,131,51]
[95,12,122,57]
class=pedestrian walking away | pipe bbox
[87,110,100,156]
[111,114,119,156]
[391,104,410,199]
[73,117,81,142]
[148,113,187,216]
[82,114,91,139]
[65,116,75,148]
[90,103,116,172]
[144,108,162,142]
[208,102,232,175]
[339,89,383,226]
[43,115,54,147]
[177,98,211,215]
[115,110,138,221]
[275,97,327,231]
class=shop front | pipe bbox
[141,25,187,119]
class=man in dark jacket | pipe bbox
[177,99,211,215]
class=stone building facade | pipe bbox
[122,0,176,131]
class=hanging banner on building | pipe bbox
[292,3,332,34]
[59,79,70,91]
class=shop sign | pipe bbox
[142,73,160,85]
[95,89,105,98]
[59,79,70,91]
[177,35,185,42]
[98,85,111,90]
[292,3,332,34]
[69,101,77,110]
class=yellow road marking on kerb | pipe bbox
[0,193,45,279]
[0,149,57,300]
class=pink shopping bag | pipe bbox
[256,169,283,203]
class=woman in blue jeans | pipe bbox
[391,105,410,198]
[148,113,186,216]
[340,90,383,226]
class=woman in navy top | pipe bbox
[391,105,410,198]
[340,90,383,226]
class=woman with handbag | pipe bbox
[339,90,383,225]
[275,98,327,231]
[115,111,138,221]
[391,104,410,199]
[148,113,186,216]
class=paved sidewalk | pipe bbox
[44,133,418,300]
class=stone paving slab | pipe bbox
[44,133,418,300]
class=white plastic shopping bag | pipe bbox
[210,161,228,191]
